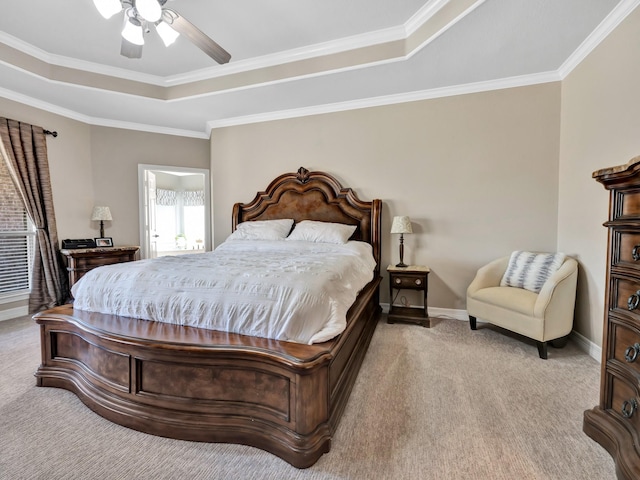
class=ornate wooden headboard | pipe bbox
[232,167,382,275]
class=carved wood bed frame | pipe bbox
[34,167,382,468]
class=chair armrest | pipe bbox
[533,258,578,320]
[467,256,510,296]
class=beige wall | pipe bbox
[211,83,562,308]
[559,8,640,347]
[89,127,209,245]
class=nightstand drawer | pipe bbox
[391,273,426,289]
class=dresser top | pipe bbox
[60,245,140,255]
[593,155,640,182]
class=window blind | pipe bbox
[0,160,35,295]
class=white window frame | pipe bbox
[0,214,35,304]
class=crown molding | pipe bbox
[558,0,640,79]
[405,0,485,60]
[0,85,93,124]
[0,86,208,139]
[87,117,209,139]
[207,71,560,131]
[405,0,452,35]
[0,32,167,86]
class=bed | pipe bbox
[34,167,382,468]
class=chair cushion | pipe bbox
[500,251,566,293]
[470,286,538,316]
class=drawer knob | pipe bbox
[395,278,401,284]
[415,279,422,286]
[622,398,638,418]
[633,245,640,261]
[628,292,640,311]
[625,344,640,363]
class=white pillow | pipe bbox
[287,220,356,244]
[500,251,566,293]
[227,219,294,241]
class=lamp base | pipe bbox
[395,262,408,268]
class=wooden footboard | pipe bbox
[34,277,381,468]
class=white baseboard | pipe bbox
[0,305,28,322]
[381,304,602,362]
[570,329,602,362]
[381,304,467,320]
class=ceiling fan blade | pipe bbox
[164,9,231,64]
[120,38,143,59]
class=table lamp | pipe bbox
[391,215,412,267]
[91,206,112,238]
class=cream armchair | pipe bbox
[466,255,578,359]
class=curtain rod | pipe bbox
[43,129,58,137]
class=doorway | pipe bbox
[138,164,211,260]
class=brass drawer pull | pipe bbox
[625,343,640,363]
[628,291,640,311]
[633,245,640,261]
[622,399,638,418]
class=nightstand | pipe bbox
[387,265,431,327]
[61,246,140,288]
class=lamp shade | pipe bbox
[122,16,145,45]
[156,20,180,46]
[135,0,162,22]
[93,0,122,19]
[91,206,113,221]
[391,216,412,234]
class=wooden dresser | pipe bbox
[61,246,139,288]
[584,156,640,479]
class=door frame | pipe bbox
[137,164,211,260]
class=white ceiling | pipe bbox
[0,0,632,138]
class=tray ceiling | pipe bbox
[0,0,631,137]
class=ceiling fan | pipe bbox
[92,0,231,64]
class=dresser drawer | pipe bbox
[76,254,133,269]
[611,321,640,374]
[608,374,640,431]
[613,231,640,268]
[612,277,640,318]
[615,188,640,220]
[62,246,139,288]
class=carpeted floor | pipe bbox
[0,315,616,479]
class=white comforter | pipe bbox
[71,239,376,344]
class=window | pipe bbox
[155,188,205,254]
[0,158,35,297]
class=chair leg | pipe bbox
[469,315,477,330]
[536,341,548,359]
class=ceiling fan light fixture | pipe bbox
[93,0,122,19]
[156,21,180,47]
[122,16,145,46]
[135,0,162,23]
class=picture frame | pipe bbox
[95,237,113,247]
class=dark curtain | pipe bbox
[0,118,68,312]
